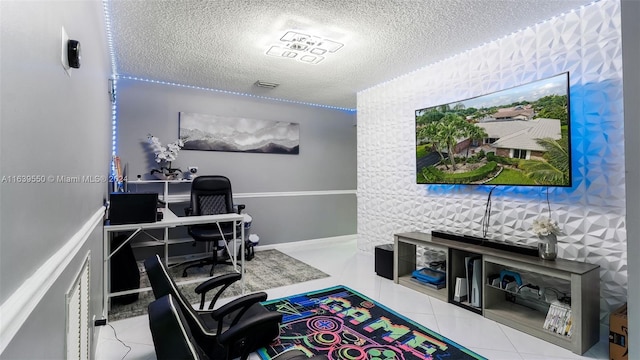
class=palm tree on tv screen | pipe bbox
[463,123,488,162]
[520,137,570,185]
[418,113,489,171]
[418,122,448,168]
[439,114,467,171]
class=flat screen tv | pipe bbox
[415,72,571,186]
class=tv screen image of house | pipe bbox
[415,72,571,186]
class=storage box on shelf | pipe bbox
[393,231,600,355]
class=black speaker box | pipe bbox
[375,244,394,280]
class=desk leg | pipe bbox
[240,219,245,294]
[164,227,169,266]
[103,228,109,318]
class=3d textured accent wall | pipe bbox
[357,0,625,319]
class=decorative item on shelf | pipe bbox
[181,166,198,180]
[150,162,183,180]
[537,235,558,260]
[147,134,184,180]
[112,155,125,192]
[531,216,562,261]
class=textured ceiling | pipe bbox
[108,0,595,109]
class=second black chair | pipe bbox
[182,175,245,277]
[149,294,283,360]
[144,254,281,357]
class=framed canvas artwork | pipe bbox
[179,112,299,154]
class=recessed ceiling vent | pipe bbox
[255,80,279,89]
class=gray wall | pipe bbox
[0,0,111,358]
[116,78,357,246]
[621,0,639,357]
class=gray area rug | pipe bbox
[108,249,329,321]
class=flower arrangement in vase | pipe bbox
[531,216,562,260]
[147,134,184,180]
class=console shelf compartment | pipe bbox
[397,274,448,301]
[394,232,448,302]
[393,231,600,355]
[448,248,483,314]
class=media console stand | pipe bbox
[393,231,600,355]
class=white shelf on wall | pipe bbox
[126,179,192,206]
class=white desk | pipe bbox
[103,208,245,315]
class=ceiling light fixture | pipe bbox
[266,30,344,65]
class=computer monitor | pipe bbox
[108,192,159,225]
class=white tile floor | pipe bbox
[96,238,610,360]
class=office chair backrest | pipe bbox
[144,255,213,336]
[150,294,286,360]
[148,294,209,360]
[190,176,234,216]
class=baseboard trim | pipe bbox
[255,234,357,251]
[156,234,358,265]
[234,190,357,199]
[0,207,105,355]
[163,190,357,203]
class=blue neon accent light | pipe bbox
[102,0,119,183]
[117,75,356,113]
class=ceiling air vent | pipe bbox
[255,81,279,89]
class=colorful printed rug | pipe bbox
[258,286,487,360]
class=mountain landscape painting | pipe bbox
[179,112,299,154]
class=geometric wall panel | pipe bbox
[357,0,625,322]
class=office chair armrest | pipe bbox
[211,292,268,331]
[235,204,246,214]
[184,207,193,216]
[193,272,242,310]
[217,311,282,354]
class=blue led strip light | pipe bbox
[102,0,118,76]
[116,75,356,113]
[361,0,601,92]
[102,0,119,182]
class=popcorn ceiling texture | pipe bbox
[356,0,625,320]
[107,0,593,109]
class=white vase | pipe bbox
[538,233,558,260]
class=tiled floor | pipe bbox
[96,238,609,360]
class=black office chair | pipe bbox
[148,294,283,360]
[143,254,281,356]
[182,175,245,277]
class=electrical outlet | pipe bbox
[188,166,198,174]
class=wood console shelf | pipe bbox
[393,231,600,355]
